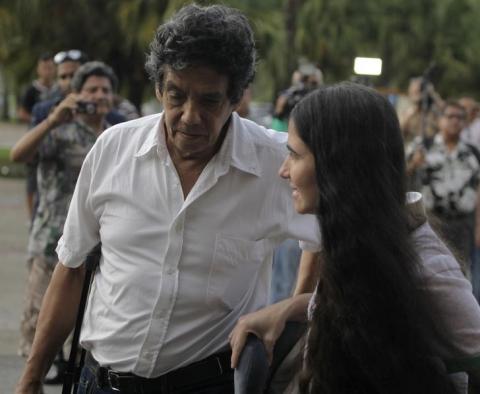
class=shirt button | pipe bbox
[167,267,175,275]
[175,222,183,232]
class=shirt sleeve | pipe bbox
[20,85,38,114]
[56,148,100,267]
[37,132,59,160]
[405,137,421,160]
[420,253,480,372]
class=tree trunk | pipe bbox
[284,0,305,76]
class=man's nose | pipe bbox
[94,89,108,100]
[181,100,201,125]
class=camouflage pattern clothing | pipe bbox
[407,134,480,216]
[27,120,99,266]
[20,119,102,357]
[407,134,480,266]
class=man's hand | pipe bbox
[406,148,426,176]
[410,148,426,169]
[46,93,79,129]
[229,301,292,369]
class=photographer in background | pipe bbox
[23,50,88,224]
[400,76,443,147]
[10,61,116,390]
[271,65,323,132]
[406,101,480,278]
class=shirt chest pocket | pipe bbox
[206,234,267,310]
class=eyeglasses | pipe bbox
[54,50,84,65]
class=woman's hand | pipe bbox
[229,301,289,369]
[229,294,312,368]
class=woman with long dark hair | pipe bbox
[230,83,480,393]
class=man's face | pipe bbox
[37,59,56,82]
[158,66,235,161]
[57,61,80,94]
[439,105,466,140]
[459,98,478,123]
[78,75,113,116]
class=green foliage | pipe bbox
[1,0,480,111]
[0,147,25,178]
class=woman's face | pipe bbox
[279,119,319,214]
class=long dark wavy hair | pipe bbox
[292,83,457,394]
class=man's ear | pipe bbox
[155,85,163,103]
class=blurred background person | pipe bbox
[235,85,271,127]
[271,65,323,133]
[10,61,117,388]
[406,100,480,277]
[24,49,88,224]
[460,96,480,151]
[17,52,58,124]
[402,76,444,192]
[459,96,480,304]
[400,76,443,146]
[26,50,129,225]
[30,50,88,127]
[113,93,141,120]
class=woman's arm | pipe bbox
[229,293,312,368]
[293,251,320,295]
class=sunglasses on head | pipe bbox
[54,50,84,64]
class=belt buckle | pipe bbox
[215,355,223,375]
[107,370,126,392]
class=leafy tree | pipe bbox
[2,0,480,118]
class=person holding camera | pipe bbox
[271,66,323,133]
[10,61,117,390]
[400,76,443,147]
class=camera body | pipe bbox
[277,85,313,120]
[76,101,97,115]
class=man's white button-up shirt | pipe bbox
[56,112,320,377]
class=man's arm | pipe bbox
[475,187,480,248]
[15,263,85,394]
[10,94,77,163]
[293,250,320,295]
[406,147,426,177]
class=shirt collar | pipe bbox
[222,112,261,176]
[434,133,467,152]
[134,112,261,176]
[134,114,163,158]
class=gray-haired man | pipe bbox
[16,6,319,394]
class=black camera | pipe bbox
[76,101,97,115]
[277,85,312,120]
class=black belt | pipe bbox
[86,350,233,393]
